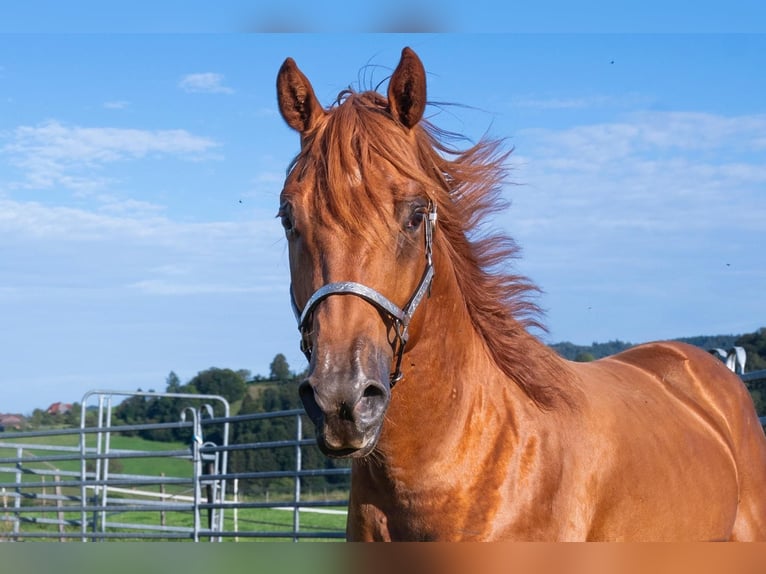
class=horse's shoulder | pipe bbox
[602,340,746,400]
[608,340,699,370]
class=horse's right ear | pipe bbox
[277,58,325,134]
[388,47,427,129]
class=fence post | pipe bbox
[14,447,22,539]
[92,395,105,540]
[160,474,166,528]
[1,486,7,538]
[293,413,302,542]
[205,458,215,540]
[182,406,203,543]
[233,478,239,542]
[100,396,115,538]
[56,474,65,542]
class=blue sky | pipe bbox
[1,32,765,414]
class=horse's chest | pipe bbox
[365,476,519,541]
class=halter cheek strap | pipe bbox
[290,204,437,386]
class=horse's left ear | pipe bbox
[388,47,427,129]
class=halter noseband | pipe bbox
[290,203,437,386]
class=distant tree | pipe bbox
[229,377,350,497]
[229,392,261,493]
[62,403,81,427]
[550,340,632,361]
[269,354,292,382]
[188,367,247,403]
[230,385,297,495]
[749,386,766,418]
[113,391,150,436]
[677,334,739,351]
[574,352,596,363]
[28,408,55,428]
[166,371,182,393]
[736,327,766,372]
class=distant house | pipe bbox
[0,413,25,430]
[46,402,73,416]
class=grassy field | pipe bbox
[2,433,192,477]
[1,504,348,541]
[1,432,348,541]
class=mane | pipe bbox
[290,89,569,408]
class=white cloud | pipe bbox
[179,73,234,94]
[497,109,766,343]
[1,120,220,192]
[0,197,281,246]
[512,95,609,110]
[510,93,651,110]
[0,197,166,240]
[501,110,766,298]
[521,112,766,161]
[0,197,288,300]
[103,100,130,110]
[96,197,168,216]
[128,279,276,296]
[0,195,297,415]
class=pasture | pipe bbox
[0,405,350,541]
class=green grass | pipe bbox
[1,432,188,453]
[1,433,192,481]
[1,504,347,542]
[1,431,348,542]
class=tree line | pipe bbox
[552,328,766,414]
[28,328,764,497]
[550,329,766,368]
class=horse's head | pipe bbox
[276,48,435,457]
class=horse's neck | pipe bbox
[375,267,541,480]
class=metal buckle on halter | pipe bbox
[425,204,436,266]
[291,201,437,385]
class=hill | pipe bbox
[550,333,745,362]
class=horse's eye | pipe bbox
[277,203,296,236]
[406,206,426,232]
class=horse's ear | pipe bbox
[388,47,427,129]
[277,57,325,134]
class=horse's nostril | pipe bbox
[362,382,387,400]
[339,402,354,421]
[298,380,323,423]
[298,380,313,402]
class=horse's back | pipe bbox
[578,341,766,540]
[608,341,764,451]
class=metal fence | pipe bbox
[3,373,765,542]
[0,390,350,542]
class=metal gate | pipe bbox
[0,390,350,541]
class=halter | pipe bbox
[291,203,437,386]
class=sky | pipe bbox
[1,26,765,414]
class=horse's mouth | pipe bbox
[315,423,381,459]
[319,443,374,459]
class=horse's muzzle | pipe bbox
[299,366,390,458]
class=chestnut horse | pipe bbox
[276,47,766,541]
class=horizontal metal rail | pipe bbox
[1,392,350,542]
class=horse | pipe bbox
[275,47,766,541]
